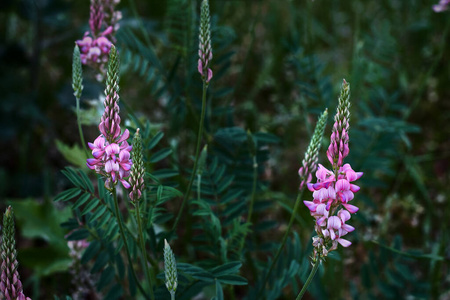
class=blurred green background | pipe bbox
[0,0,449,299]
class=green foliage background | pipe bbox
[0,0,449,299]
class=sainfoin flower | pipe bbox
[198,0,213,83]
[76,0,121,81]
[0,206,31,300]
[303,80,363,260]
[86,45,132,190]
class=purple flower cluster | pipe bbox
[86,46,132,190]
[87,133,132,189]
[433,0,450,12]
[76,0,121,80]
[304,163,362,251]
[303,80,362,259]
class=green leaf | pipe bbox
[91,251,109,273]
[88,205,108,223]
[54,188,82,202]
[217,274,248,285]
[55,139,89,168]
[210,261,242,277]
[81,198,101,215]
[215,280,224,300]
[72,192,91,210]
[147,131,164,149]
[81,240,101,264]
[66,228,90,241]
[97,265,115,291]
[149,148,173,163]
[152,169,179,179]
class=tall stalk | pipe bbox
[112,190,151,300]
[172,82,208,232]
[259,189,304,295]
[135,201,156,299]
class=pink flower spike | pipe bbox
[342,203,359,213]
[337,238,352,247]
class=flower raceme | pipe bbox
[303,79,362,258]
[304,163,362,250]
[86,45,132,190]
[198,0,213,83]
[76,0,121,80]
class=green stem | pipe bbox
[172,81,208,232]
[76,96,88,156]
[296,258,320,300]
[171,292,175,300]
[135,201,155,300]
[112,190,151,300]
[259,189,304,294]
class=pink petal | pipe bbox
[350,184,360,193]
[327,216,342,230]
[207,68,213,82]
[303,201,318,212]
[342,203,359,213]
[120,179,131,189]
[337,238,352,247]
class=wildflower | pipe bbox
[298,109,328,190]
[433,0,450,12]
[198,0,213,83]
[129,129,145,202]
[86,45,132,190]
[0,206,31,300]
[303,80,363,259]
[75,0,121,81]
